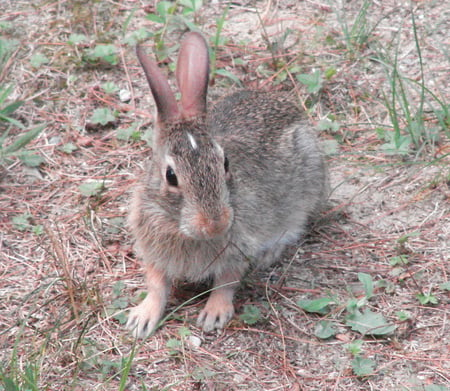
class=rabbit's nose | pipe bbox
[194,207,232,238]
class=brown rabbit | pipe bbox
[126,32,327,338]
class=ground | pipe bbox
[0,1,449,390]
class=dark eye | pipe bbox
[224,156,229,173]
[166,166,178,186]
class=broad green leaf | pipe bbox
[178,326,191,338]
[346,309,396,336]
[68,33,88,45]
[112,297,128,310]
[395,311,411,321]
[117,123,141,142]
[92,44,118,65]
[397,231,420,244]
[324,67,337,79]
[112,281,125,296]
[30,53,49,68]
[156,1,174,17]
[317,118,340,132]
[239,305,261,325]
[19,151,45,167]
[440,282,450,291]
[297,297,333,314]
[314,320,336,339]
[351,356,376,377]
[424,385,449,391]
[166,338,182,354]
[179,0,203,11]
[389,255,409,266]
[381,134,411,155]
[346,339,363,356]
[416,293,438,305]
[358,272,374,299]
[61,142,78,154]
[101,81,119,94]
[32,225,44,235]
[89,108,116,126]
[123,28,153,46]
[296,70,323,93]
[12,213,31,231]
[79,181,104,197]
[146,13,165,23]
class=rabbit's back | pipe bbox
[209,90,327,263]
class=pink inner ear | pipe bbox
[176,32,210,118]
[136,45,180,122]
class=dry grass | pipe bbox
[1,1,449,390]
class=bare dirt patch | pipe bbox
[1,1,449,390]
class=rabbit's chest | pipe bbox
[161,237,232,282]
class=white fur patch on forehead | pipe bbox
[186,132,198,150]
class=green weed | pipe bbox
[239,304,262,325]
[296,70,324,94]
[79,180,105,197]
[142,1,240,86]
[88,107,118,126]
[83,43,119,66]
[298,272,396,338]
[333,0,378,56]
[11,212,44,235]
[374,10,449,155]
[116,122,144,143]
[145,0,203,60]
[0,37,46,167]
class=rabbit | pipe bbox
[126,32,328,338]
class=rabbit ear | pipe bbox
[136,45,180,123]
[176,32,209,118]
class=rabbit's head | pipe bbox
[137,32,233,240]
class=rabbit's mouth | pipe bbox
[180,206,233,240]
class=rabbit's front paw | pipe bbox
[126,295,164,338]
[197,291,235,332]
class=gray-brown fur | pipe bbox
[126,32,328,338]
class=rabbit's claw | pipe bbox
[197,290,235,332]
[126,294,165,339]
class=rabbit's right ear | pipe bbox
[176,32,209,118]
[136,45,180,123]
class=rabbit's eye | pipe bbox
[224,156,229,173]
[166,166,178,186]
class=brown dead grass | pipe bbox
[1,1,449,390]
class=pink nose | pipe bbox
[193,207,232,238]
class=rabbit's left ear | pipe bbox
[176,32,210,118]
[136,45,180,123]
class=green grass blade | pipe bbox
[118,342,137,391]
[0,100,24,117]
[3,123,46,155]
[210,4,229,79]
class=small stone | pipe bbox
[188,335,202,348]
[119,89,131,102]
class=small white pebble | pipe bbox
[119,89,131,102]
[188,335,202,348]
